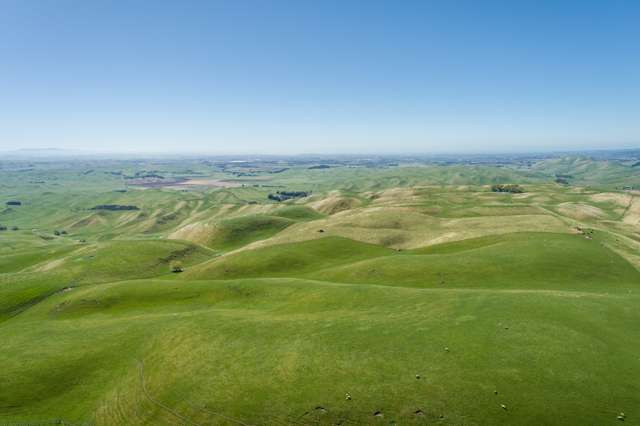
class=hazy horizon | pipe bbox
[3,145,639,159]
[1,1,639,154]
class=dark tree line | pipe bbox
[90,204,140,211]
[268,191,310,202]
[491,184,524,194]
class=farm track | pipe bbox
[137,360,201,426]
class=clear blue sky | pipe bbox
[1,0,639,154]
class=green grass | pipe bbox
[310,232,640,292]
[0,243,77,273]
[186,236,394,279]
[1,278,639,425]
[186,232,640,293]
[1,157,640,425]
[272,205,326,221]
[0,239,210,323]
[205,214,295,251]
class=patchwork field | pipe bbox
[1,155,639,425]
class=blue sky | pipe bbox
[1,0,639,154]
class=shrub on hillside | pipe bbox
[491,184,524,194]
[170,261,184,273]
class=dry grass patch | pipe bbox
[623,196,640,226]
[557,203,606,221]
[68,214,108,229]
[168,222,216,246]
[308,193,362,215]
[240,206,569,250]
[590,192,632,207]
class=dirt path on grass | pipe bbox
[622,195,640,226]
[137,360,201,426]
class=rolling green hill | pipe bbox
[185,236,395,279]
[1,157,639,425]
[310,232,640,291]
[2,277,638,425]
[205,215,295,250]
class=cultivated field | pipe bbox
[1,154,639,425]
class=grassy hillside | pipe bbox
[185,236,395,279]
[0,239,210,323]
[1,278,638,425]
[531,156,640,188]
[311,232,640,291]
[205,215,295,250]
[1,157,639,425]
[186,232,640,292]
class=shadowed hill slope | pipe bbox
[185,232,640,293]
[184,236,394,279]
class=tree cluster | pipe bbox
[90,204,140,211]
[491,184,524,193]
[267,191,310,202]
